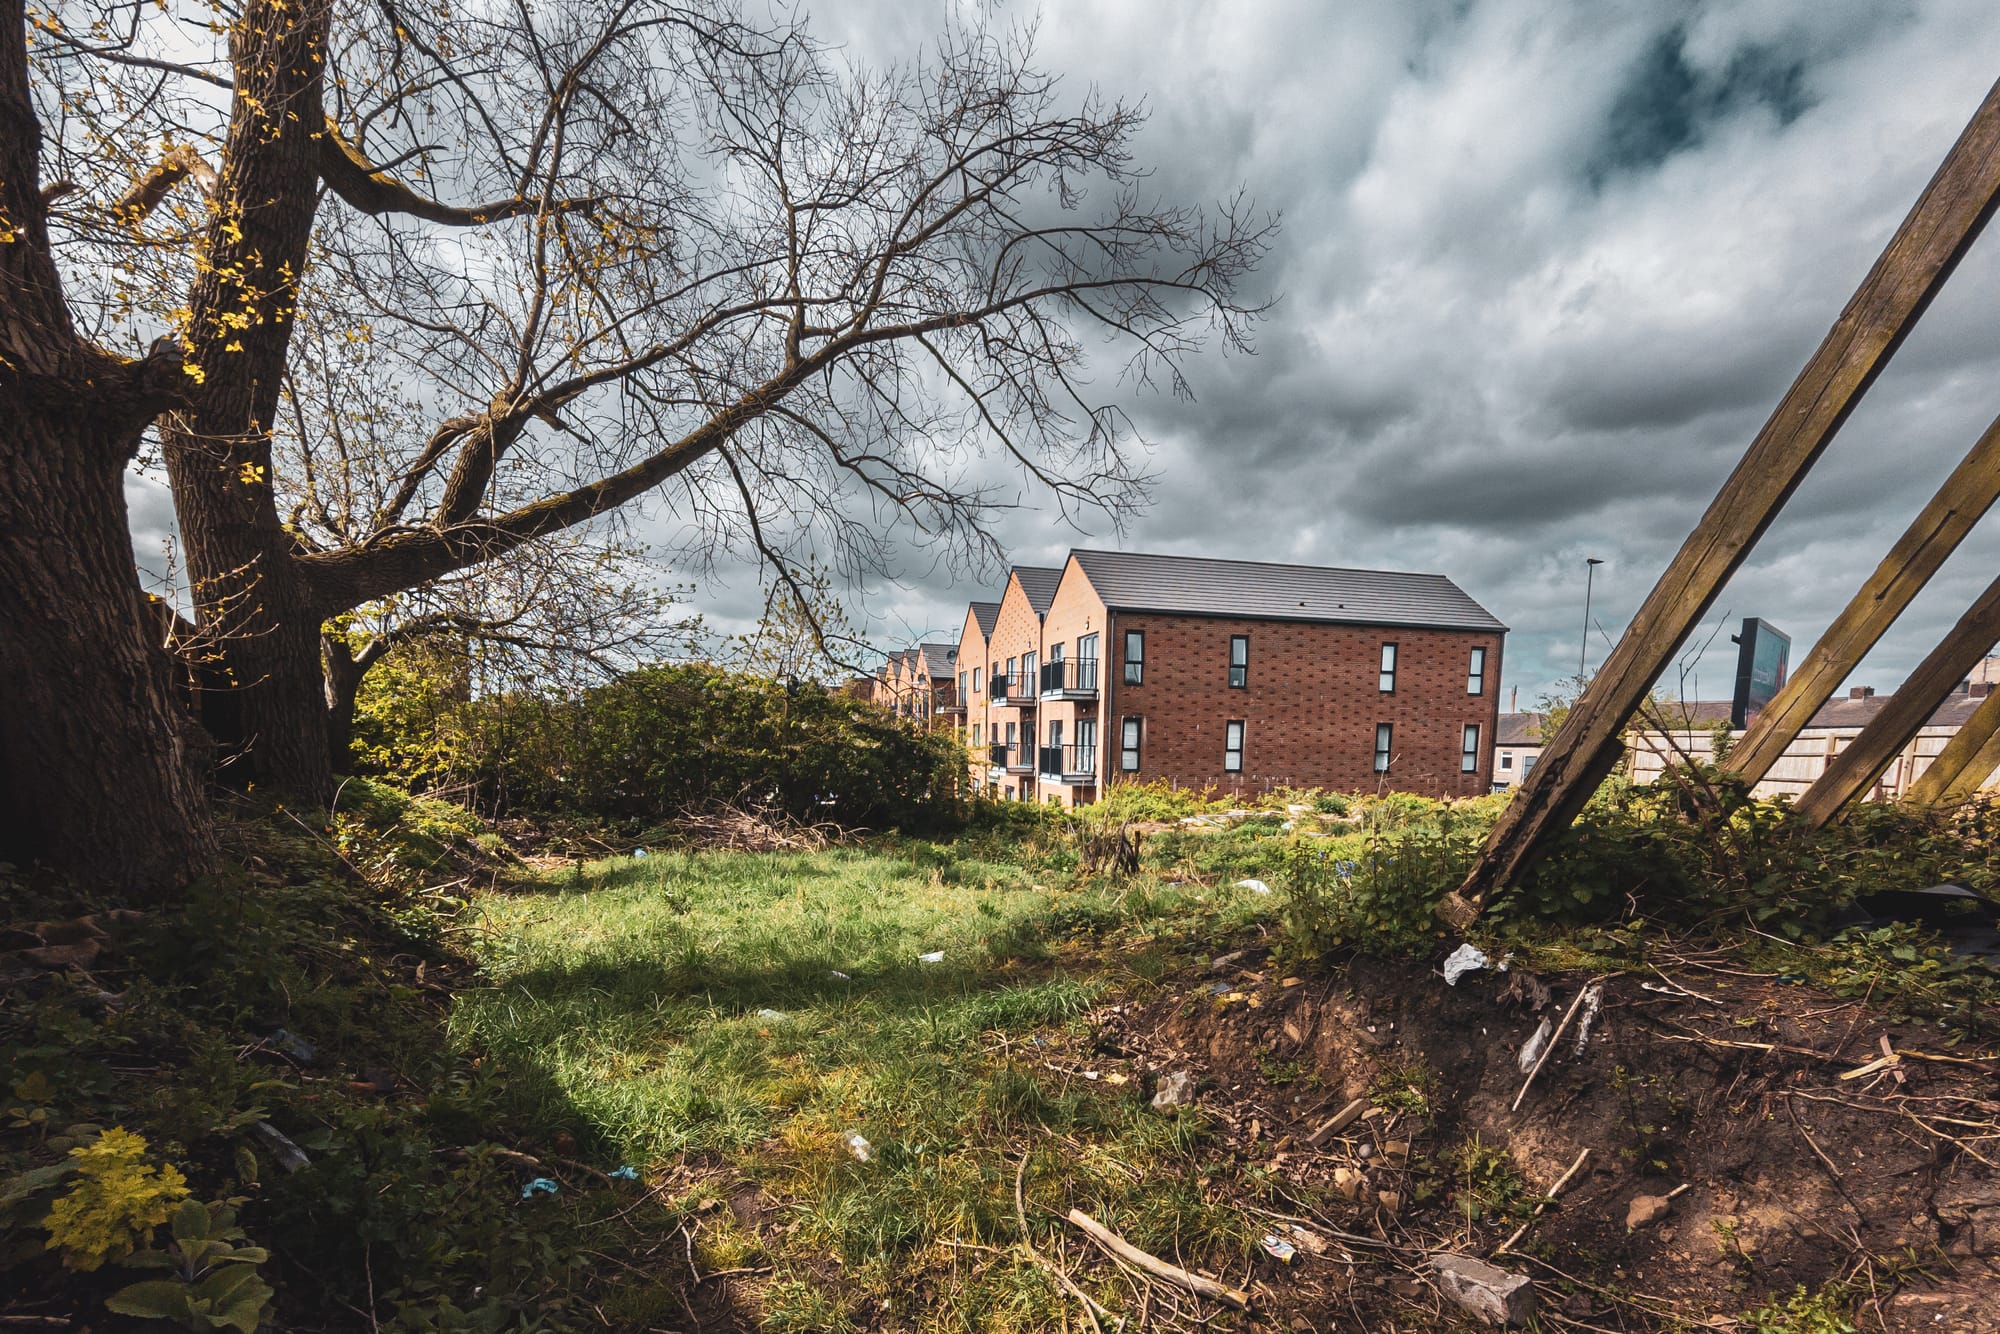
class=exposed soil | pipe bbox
[1089,942,2000,1330]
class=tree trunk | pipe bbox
[0,404,217,896]
[158,0,337,801]
[1,0,213,899]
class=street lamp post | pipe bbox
[1579,557,1604,679]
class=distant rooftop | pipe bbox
[918,642,957,677]
[1068,549,1506,633]
[969,601,1000,637]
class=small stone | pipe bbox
[1151,1070,1197,1110]
[1429,1252,1535,1326]
[1626,1194,1672,1230]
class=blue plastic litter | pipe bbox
[633,848,649,859]
[521,1177,560,1199]
[609,1165,639,1181]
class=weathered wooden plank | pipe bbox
[1725,412,2000,785]
[1793,572,2000,827]
[1940,714,2000,802]
[1905,682,2000,805]
[1439,77,2000,929]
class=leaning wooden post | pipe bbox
[1725,412,2000,786]
[1939,719,2000,801]
[1906,683,2000,804]
[1793,573,2000,828]
[1438,78,2000,930]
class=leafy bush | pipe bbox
[41,1129,188,1271]
[357,662,969,833]
[1093,781,1224,823]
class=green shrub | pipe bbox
[357,662,969,833]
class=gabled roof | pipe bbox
[1012,566,1063,616]
[1067,550,1507,633]
[919,642,957,677]
[969,601,1000,637]
[1497,713,1546,746]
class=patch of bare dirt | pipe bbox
[1092,943,2000,1329]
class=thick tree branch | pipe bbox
[317,120,599,225]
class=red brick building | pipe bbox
[956,550,1506,807]
[871,642,959,730]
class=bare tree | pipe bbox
[5,0,1270,894]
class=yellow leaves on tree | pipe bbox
[43,1128,189,1271]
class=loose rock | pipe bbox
[1429,1252,1535,1326]
[1626,1193,1673,1230]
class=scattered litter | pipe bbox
[829,970,851,981]
[250,1120,310,1174]
[1151,1070,1197,1110]
[917,951,944,965]
[1236,878,1273,895]
[1208,981,1233,996]
[840,1130,873,1162]
[1443,942,1489,986]
[1431,1252,1535,1326]
[1284,1223,1329,1256]
[266,1027,316,1063]
[1518,1018,1554,1075]
[755,1008,787,1021]
[1103,1072,1129,1086]
[1571,985,1604,1053]
[1259,1233,1297,1264]
[632,849,649,859]
[520,1177,559,1200]
[608,1166,639,1181]
[1209,948,1249,973]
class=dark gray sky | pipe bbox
[802,0,2000,707]
[123,0,2000,707]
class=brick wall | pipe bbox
[1103,613,1503,799]
[983,574,1049,799]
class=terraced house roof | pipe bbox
[1069,550,1506,632]
[1012,566,1063,616]
[969,601,1000,637]
[918,643,957,677]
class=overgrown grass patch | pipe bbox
[453,839,1275,1328]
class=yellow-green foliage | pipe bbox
[43,1129,188,1271]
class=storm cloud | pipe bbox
[797,0,2000,707]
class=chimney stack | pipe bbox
[1849,686,1876,699]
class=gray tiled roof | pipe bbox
[919,642,957,677]
[969,601,1000,637]
[1013,566,1063,616]
[1497,712,1546,746]
[1068,550,1506,632]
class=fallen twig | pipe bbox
[1306,1096,1370,1146]
[1066,1209,1254,1311]
[1493,1146,1590,1256]
[1016,1153,1115,1333]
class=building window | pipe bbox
[1022,651,1037,688]
[1378,643,1398,693]
[973,667,982,693]
[1521,754,1537,776]
[1229,634,1249,688]
[959,669,967,700]
[1006,656,1016,682]
[1500,753,1513,771]
[1005,720,1017,748]
[1374,723,1393,773]
[1468,647,1485,695]
[1461,724,1480,773]
[1224,720,1244,772]
[973,723,982,746]
[1078,633,1099,690]
[1123,629,1144,685]
[1121,716,1142,772]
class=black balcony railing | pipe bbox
[1038,743,1098,780]
[987,743,1008,766]
[990,673,1012,702]
[1039,658,1099,697]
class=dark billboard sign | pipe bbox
[1730,618,1791,730]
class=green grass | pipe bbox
[453,841,1271,1331]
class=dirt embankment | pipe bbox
[1098,944,2000,1330]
